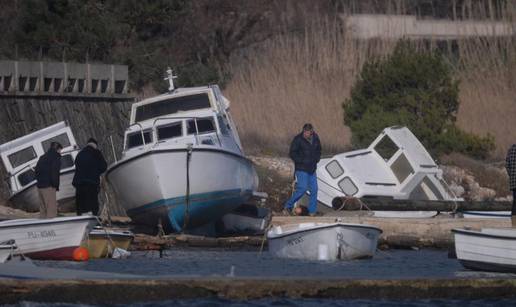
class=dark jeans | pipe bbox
[76,184,100,216]
[513,189,516,216]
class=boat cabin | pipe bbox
[122,83,243,158]
[0,122,78,195]
[317,126,459,207]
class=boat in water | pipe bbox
[311,126,461,217]
[83,226,134,259]
[452,227,516,273]
[267,222,382,261]
[106,69,258,233]
[0,121,78,212]
[0,216,97,260]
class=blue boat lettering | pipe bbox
[28,229,57,239]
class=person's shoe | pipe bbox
[282,208,293,216]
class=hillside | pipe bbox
[1,0,515,158]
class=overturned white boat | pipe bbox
[267,222,382,261]
[315,126,460,213]
[0,240,16,263]
[106,70,258,233]
[452,228,516,273]
[0,216,97,260]
[0,121,78,212]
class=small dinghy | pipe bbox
[83,227,134,259]
[267,222,382,261]
[0,239,17,263]
[452,228,516,273]
[0,216,97,260]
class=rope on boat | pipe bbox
[182,144,193,232]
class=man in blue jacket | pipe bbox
[35,142,63,218]
[283,123,322,216]
[73,138,108,216]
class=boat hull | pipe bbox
[83,229,134,259]
[9,170,76,213]
[107,148,257,233]
[0,216,97,260]
[453,228,516,273]
[267,223,382,261]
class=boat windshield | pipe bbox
[135,93,211,122]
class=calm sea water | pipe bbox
[9,249,515,306]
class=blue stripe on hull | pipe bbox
[126,189,252,233]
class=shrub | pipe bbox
[343,41,494,159]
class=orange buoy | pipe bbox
[73,247,89,261]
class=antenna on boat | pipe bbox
[164,67,178,93]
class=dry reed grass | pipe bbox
[224,1,516,159]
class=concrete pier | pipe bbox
[1,278,516,303]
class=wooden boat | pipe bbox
[0,216,97,260]
[267,222,382,261]
[82,227,134,258]
[452,227,516,273]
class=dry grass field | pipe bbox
[225,2,516,159]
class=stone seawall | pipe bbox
[0,96,133,214]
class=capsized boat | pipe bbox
[217,203,272,236]
[0,121,78,212]
[452,227,516,273]
[83,227,134,258]
[267,222,382,261]
[313,126,460,216]
[106,69,258,233]
[0,216,97,260]
[0,239,16,263]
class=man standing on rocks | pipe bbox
[506,144,516,226]
[283,123,322,216]
[73,138,108,216]
[35,142,63,218]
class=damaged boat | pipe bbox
[0,121,78,212]
[315,126,461,213]
[106,69,258,233]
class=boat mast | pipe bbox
[164,67,178,92]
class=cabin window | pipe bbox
[187,117,215,135]
[217,116,230,135]
[42,133,71,152]
[326,160,344,179]
[17,169,35,187]
[135,93,211,122]
[157,123,183,140]
[374,135,399,161]
[127,131,153,148]
[338,177,358,196]
[390,153,413,183]
[61,154,74,169]
[8,146,37,168]
[409,176,444,200]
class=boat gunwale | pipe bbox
[267,222,383,240]
[452,228,516,240]
[105,146,253,178]
[0,216,97,230]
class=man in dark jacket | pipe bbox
[506,144,516,226]
[73,138,108,216]
[35,142,63,218]
[283,123,322,216]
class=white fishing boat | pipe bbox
[267,222,382,261]
[106,69,258,233]
[0,121,78,212]
[452,227,516,273]
[314,126,461,216]
[0,240,16,263]
[0,216,97,260]
[461,211,511,219]
[218,203,272,235]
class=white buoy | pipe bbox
[318,244,329,261]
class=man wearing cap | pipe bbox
[35,142,63,218]
[283,123,322,216]
[73,138,108,216]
